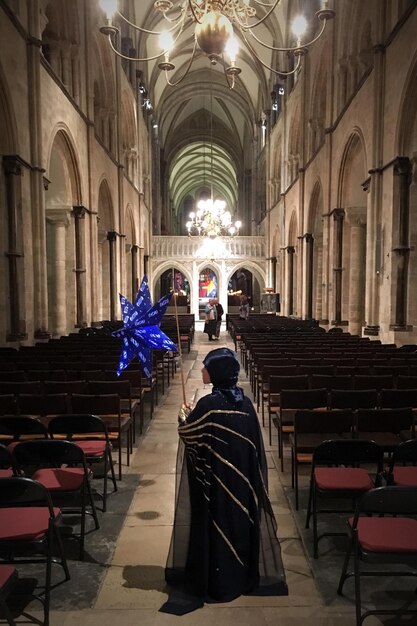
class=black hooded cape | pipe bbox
[162,388,288,612]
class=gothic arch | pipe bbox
[45,129,82,337]
[97,179,114,321]
[337,131,368,333]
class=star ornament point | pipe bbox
[113,276,177,378]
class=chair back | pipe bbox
[356,407,413,434]
[13,438,86,468]
[353,375,394,390]
[313,439,383,467]
[0,415,48,440]
[0,476,55,513]
[269,375,309,393]
[355,485,417,517]
[379,388,417,409]
[48,413,109,438]
[310,375,352,390]
[330,388,378,410]
[294,409,353,434]
[280,387,328,410]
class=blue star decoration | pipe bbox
[112,275,177,379]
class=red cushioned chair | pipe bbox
[306,439,383,559]
[0,565,18,626]
[12,439,99,560]
[387,438,417,486]
[48,414,117,512]
[0,477,70,626]
[337,486,417,625]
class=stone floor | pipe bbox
[7,327,417,625]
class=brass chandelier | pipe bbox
[99,0,335,89]
[187,90,241,239]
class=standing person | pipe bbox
[239,293,250,319]
[204,298,217,341]
[214,299,224,339]
[163,348,288,614]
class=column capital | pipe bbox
[330,208,345,221]
[3,155,30,176]
[72,205,87,219]
[46,207,72,226]
[344,206,367,226]
[393,156,412,177]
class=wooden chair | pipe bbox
[276,387,328,471]
[355,408,414,453]
[267,374,309,446]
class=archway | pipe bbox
[45,129,80,337]
[97,179,114,321]
[198,266,219,319]
[338,132,368,334]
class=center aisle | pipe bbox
[51,328,355,625]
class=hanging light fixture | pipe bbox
[186,91,241,238]
[99,0,335,89]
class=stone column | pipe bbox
[331,208,346,326]
[46,208,71,337]
[28,1,50,339]
[3,156,27,340]
[107,231,118,321]
[304,233,314,320]
[392,157,412,329]
[72,205,87,328]
[345,207,366,335]
[320,214,331,324]
[131,244,139,296]
[97,227,108,322]
[286,246,295,316]
[271,256,277,292]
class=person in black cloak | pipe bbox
[161,347,288,614]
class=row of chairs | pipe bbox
[300,439,417,624]
[289,408,416,509]
[0,414,117,510]
[0,392,132,481]
[0,411,121,625]
[267,383,417,448]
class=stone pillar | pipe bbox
[131,244,139,296]
[315,236,323,321]
[107,231,118,321]
[97,227,108,322]
[28,1,50,340]
[271,256,277,292]
[392,157,412,329]
[72,205,87,328]
[331,208,346,326]
[286,246,295,316]
[304,233,314,320]
[320,214,331,324]
[46,208,71,337]
[345,207,366,335]
[3,156,27,340]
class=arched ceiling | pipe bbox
[116,1,320,214]
[170,141,237,211]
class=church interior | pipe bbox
[1,0,417,624]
